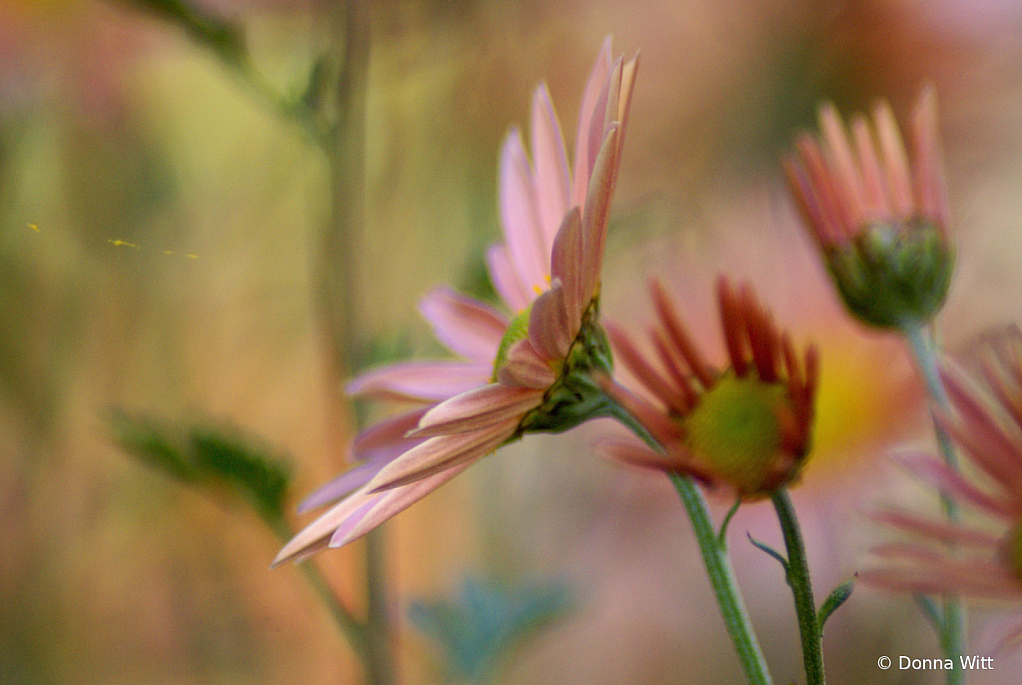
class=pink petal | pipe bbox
[528,279,574,361]
[549,207,585,328]
[874,100,914,219]
[819,103,866,232]
[614,53,639,153]
[605,320,687,416]
[486,244,531,313]
[419,286,508,365]
[329,460,476,548]
[368,419,518,492]
[910,84,950,232]
[498,338,558,389]
[851,114,891,220]
[346,361,489,402]
[351,408,430,456]
[572,37,612,208]
[499,128,548,295]
[297,454,394,514]
[579,125,620,303]
[411,383,544,438]
[894,452,1014,519]
[869,509,1001,547]
[272,488,376,566]
[530,83,571,251]
[598,436,669,471]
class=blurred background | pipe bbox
[3,0,1022,682]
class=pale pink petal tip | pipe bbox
[412,384,544,439]
[418,286,508,364]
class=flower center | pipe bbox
[682,372,793,496]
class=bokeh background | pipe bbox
[4,0,1022,683]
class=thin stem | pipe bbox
[771,489,824,685]
[904,324,965,685]
[670,474,774,685]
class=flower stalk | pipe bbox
[903,324,965,685]
[670,474,775,685]
[772,489,825,685]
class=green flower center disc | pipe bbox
[683,372,788,496]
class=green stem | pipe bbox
[670,474,774,685]
[601,388,772,685]
[771,489,824,685]
[904,325,965,685]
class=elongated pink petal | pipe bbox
[869,510,1002,547]
[579,125,620,302]
[598,437,672,471]
[851,114,891,219]
[820,103,866,233]
[529,279,574,361]
[297,453,395,514]
[346,361,490,402]
[500,128,548,294]
[530,83,571,251]
[894,452,1015,519]
[411,383,544,438]
[549,207,584,326]
[605,320,688,416]
[874,100,914,219]
[368,419,518,492]
[419,286,508,364]
[614,53,639,154]
[597,374,683,447]
[910,84,950,232]
[330,460,477,548]
[486,244,531,313]
[273,488,376,566]
[649,279,716,389]
[572,37,612,208]
[351,408,429,456]
[498,338,558,389]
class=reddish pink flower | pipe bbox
[785,88,954,330]
[862,328,1022,620]
[275,40,638,565]
[601,277,819,500]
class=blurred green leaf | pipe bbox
[109,409,291,524]
[408,577,573,684]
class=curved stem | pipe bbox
[771,489,824,685]
[904,325,965,685]
[670,475,774,685]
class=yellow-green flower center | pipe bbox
[682,372,792,496]
[492,303,534,381]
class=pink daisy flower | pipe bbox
[862,326,1022,619]
[785,87,954,330]
[275,40,638,565]
[601,277,819,500]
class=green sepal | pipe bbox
[827,219,954,330]
[817,576,855,636]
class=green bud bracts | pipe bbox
[826,219,953,330]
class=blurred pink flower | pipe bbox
[785,88,954,330]
[601,277,819,500]
[862,327,1022,645]
[275,40,638,565]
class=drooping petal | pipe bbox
[368,419,519,492]
[419,286,508,364]
[572,37,612,208]
[530,83,572,251]
[894,452,1015,519]
[498,338,558,389]
[499,128,548,294]
[411,383,544,439]
[297,453,394,514]
[329,459,476,548]
[528,279,574,361]
[486,243,531,313]
[347,361,491,402]
[273,489,376,566]
[351,408,429,456]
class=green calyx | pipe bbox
[516,299,617,435]
[827,219,954,330]
[682,372,799,497]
